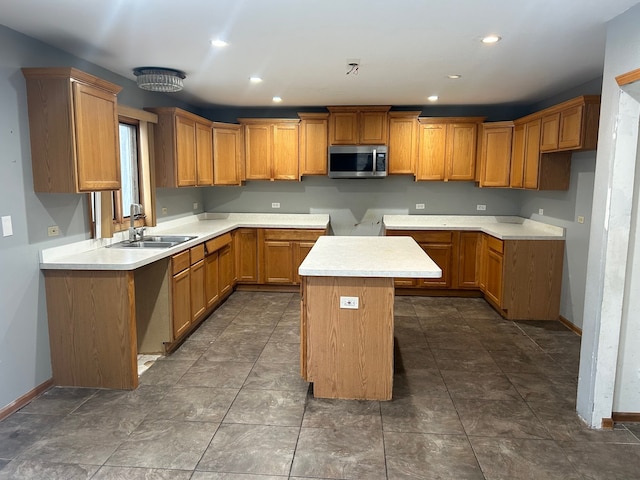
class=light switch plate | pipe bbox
[476,204,486,211]
[416,203,425,210]
[272,202,280,209]
[339,296,359,309]
[1,216,13,237]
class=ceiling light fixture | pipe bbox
[428,95,439,102]
[249,76,263,83]
[210,39,228,47]
[448,74,462,79]
[133,67,185,92]
[272,96,282,103]
[481,34,502,44]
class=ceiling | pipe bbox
[1,0,639,108]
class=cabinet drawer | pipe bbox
[172,250,191,274]
[205,233,232,254]
[190,244,205,264]
[485,235,504,254]
[387,230,452,243]
[263,229,325,242]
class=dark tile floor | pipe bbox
[2,291,640,479]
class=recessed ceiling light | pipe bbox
[448,74,462,79]
[210,39,228,48]
[481,34,501,44]
[272,96,282,103]
[249,76,263,83]
[428,95,439,102]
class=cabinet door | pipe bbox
[558,105,584,150]
[360,111,388,144]
[510,123,525,188]
[447,123,477,181]
[484,248,504,307]
[458,232,480,288]
[417,124,447,180]
[417,243,452,288]
[299,114,328,176]
[195,122,213,186]
[190,259,206,321]
[479,124,512,187]
[213,125,242,185]
[272,123,299,180]
[175,115,197,187]
[219,244,234,297]
[205,251,219,308]
[329,111,358,145]
[264,240,295,284]
[523,119,542,189]
[235,228,258,283]
[172,268,191,340]
[73,82,121,191]
[388,115,418,174]
[540,113,560,152]
[244,123,271,179]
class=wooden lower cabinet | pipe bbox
[235,228,258,283]
[263,240,295,283]
[171,261,191,340]
[386,229,563,320]
[219,243,235,297]
[260,229,325,285]
[205,249,220,308]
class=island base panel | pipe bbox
[303,276,394,401]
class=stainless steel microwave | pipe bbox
[328,145,388,178]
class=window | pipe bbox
[89,106,157,238]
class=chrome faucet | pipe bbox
[128,203,146,242]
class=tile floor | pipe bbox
[2,291,640,479]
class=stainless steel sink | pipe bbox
[108,235,197,249]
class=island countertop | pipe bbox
[383,215,565,240]
[298,236,442,278]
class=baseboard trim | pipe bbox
[612,412,640,423]
[559,315,582,336]
[601,417,615,429]
[0,378,54,421]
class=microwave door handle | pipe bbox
[372,149,376,173]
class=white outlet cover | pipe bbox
[539,208,544,215]
[1,216,13,237]
[416,203,425,210]
[339,296,359,309]
[272,202,280,209]
[476,204,486,211]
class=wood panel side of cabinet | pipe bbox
[44,270,138,389]
[502,240,564,320]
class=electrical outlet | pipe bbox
[339,296,359,309]
[2,216,13,237]
[416,203,425,210]
[47,225,59,237]
[272,202,280,209]
[476,204,486,211]
[539,208,544,215]
[193,202,199,210]
[577,216,585,224]
[161,207,168,215]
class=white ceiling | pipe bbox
[1,0,638,107]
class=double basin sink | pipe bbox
[108,235,197,249]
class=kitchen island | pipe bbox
[298,236,441,401]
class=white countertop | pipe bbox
[40,213,330,271]
[383,215,565,240]
[299,236,442,278]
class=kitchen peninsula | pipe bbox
[40,213,329,390]
[298,236,441,401]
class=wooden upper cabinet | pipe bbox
[240,119,300,181]
[146,107,213,188]
[522,118,542,189]
[417,117,484,181]
[477,122,514,187]
[298,113,329,176]
[388,111,420,175]
[538,96,600,152]
[509,123,526,188]
[327,106,390,145]
[22,67,122,193]
[212,122,243,185]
